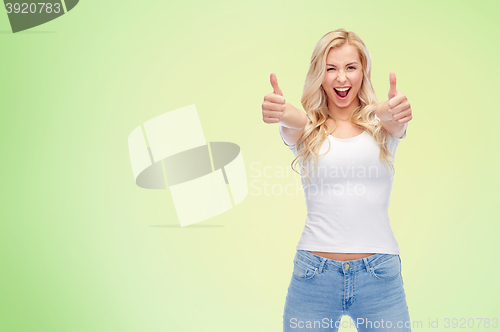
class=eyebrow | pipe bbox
[326,62,359,67]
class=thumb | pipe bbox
[270,73,283,96]
[388,72,397,99]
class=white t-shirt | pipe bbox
[280,125,406,255]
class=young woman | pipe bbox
[261,29,413,331]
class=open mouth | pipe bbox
[334,87,351,99]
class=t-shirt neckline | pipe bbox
[328,130,366,141]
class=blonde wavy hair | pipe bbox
[290,28,397,188]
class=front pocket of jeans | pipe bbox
[369,255,401,281]
[292,260,317,280]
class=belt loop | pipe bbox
[362,257,370,273]
[318,258,326,273]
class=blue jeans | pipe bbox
[283,250,411,331]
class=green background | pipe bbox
[1,0,499,331]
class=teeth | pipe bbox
[335,87,350,91]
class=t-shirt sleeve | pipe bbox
[279,125,297,150]
[388,127,407,156]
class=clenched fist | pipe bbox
[262,73,286,124]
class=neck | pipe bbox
[329,114,350,121]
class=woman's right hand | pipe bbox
[262,73,286,124]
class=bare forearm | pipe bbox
[279,103,308,146]
[280,103,308,129]
[376,100,407,138]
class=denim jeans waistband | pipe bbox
[295,250,399,274]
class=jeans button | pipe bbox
[345,264,350,270]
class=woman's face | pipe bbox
[322,44,364,115]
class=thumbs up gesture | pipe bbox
[262,73,286,124]
[387,72,412,124]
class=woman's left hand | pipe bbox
[387,72,412,124]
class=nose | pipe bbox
[336,70,347,83]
